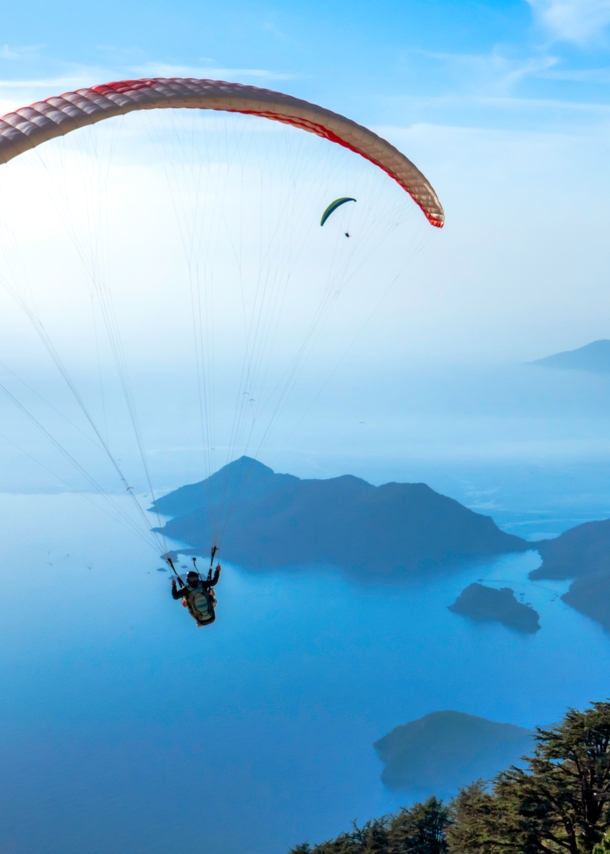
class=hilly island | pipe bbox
[153,456,528,577]
[448,583,541,633]
[374,710,533,794]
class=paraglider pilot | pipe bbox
[170,558,221,628]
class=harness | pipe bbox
[166,548,219,627]
[185,583,215,625]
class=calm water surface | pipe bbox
[0,493,609,854]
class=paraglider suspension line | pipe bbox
[165,555,185,588]
[209,545,218,581]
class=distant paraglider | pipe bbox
[320,197,357,226]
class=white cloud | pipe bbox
[540,64,610,79]
[403,47,558,96]
[527,0,610,44]
[128,62,293,81]
[0,67,115,112]
[0,45,20,60]
[0,62,294,113]
[0,44,41,61]
[263,19,288,40]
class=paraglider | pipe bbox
[168,555,222,628]
[171,570,221,628]
[320,197,357,227]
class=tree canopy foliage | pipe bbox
[290,701,610,854]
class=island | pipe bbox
[528,339,610,372]
[448,583,541,633]
[374,710,533,794]
[532,519,610,630]
[152,456,529,578]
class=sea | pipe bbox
[1,472,609,854]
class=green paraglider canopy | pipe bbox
[320,197,356,226]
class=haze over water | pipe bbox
[1,472,609,854]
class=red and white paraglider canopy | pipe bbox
[0,78,444,228]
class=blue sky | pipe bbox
[2,0,610,130]
[2,1,610,372]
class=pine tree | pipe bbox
[493,700,610,854]
[387,797,451,854]
[288,798,450,854]
[446,780,495,854]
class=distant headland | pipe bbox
[528,339,610,373]
[152,456,529,579]
[532,519,610,631]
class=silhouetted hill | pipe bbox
[154,457,299,517]
[448,583,540,633]
[528,340,610,372]
[562,575,610,630]
[532,519,610,580]
[374,711,533,794]
[532,519,610,630]
[152,457,528,577]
